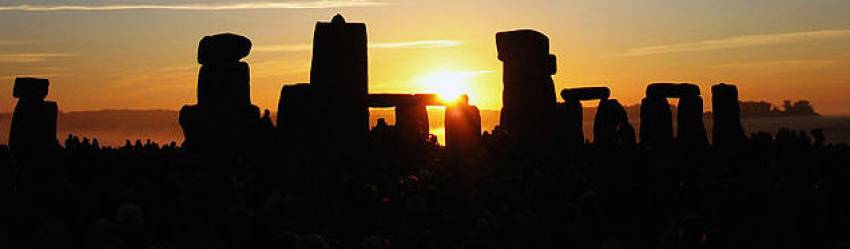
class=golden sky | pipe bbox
[1,0,849,114]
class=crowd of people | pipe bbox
[2,125,850,249]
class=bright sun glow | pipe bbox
[414,70,489,104]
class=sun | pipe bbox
[415,70,483,104]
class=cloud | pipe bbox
[0,1,386,11]
[710,59,842,72]
[613,29,850,57]
[0,53,75,63]
[0,40,28,46]
[255,39,463,52]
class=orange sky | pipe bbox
[1,0,849,115]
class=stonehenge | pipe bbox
[496,30,557,146]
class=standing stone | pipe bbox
[594,99,635,147]
[310,14,369,158]
[557,98,584,149]
[496,30,557,146]
[198,62,251,109]
[277,84,314,141]
[445,95,481,156]
[395,103,429,142]
[8,77,58,164]
[640,94,673,148]
[676,93,708,147]
[180,33,261,151]
[711,83,746,147]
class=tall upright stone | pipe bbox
[180,33,260,151]
[496,30,557,146]
[277,83,314,144]
[711,83,746,148]
[557,98,584,149]
[640,85,674,148]
[396,103,429,142]
[8,77,58,163]
[594,99,635,147]
[310,14,369,158]
[445,95,482,157]
[676,89,708,147]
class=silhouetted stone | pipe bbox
[180,34,262,152]
[445,95,481,156]
[647,83,700,99]
[677,95,708,146]
[197,33,252,65]
[711,83,746,147]
[594,99,635,147]
[395,104,429,142]
[496,29,557,147]
[9,77,58,163]
[640,83,707,149]
[640,96,673,148]
[561,87,610,101]
[557,98,584,149]
[311,14,369,157]
[277,83,314,140]
[364,93,443,143]
[496,30,550,62]
[558,87,611,150]
[197,62,251,108]
[13,77,49,100]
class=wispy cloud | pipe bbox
[613,29,850,57]
[255,39,463,52]
[710,59,842,72]
[0,53,75,63]
[0,40,28,46]
[0,1,386,11]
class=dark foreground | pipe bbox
[2,127,850,249]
